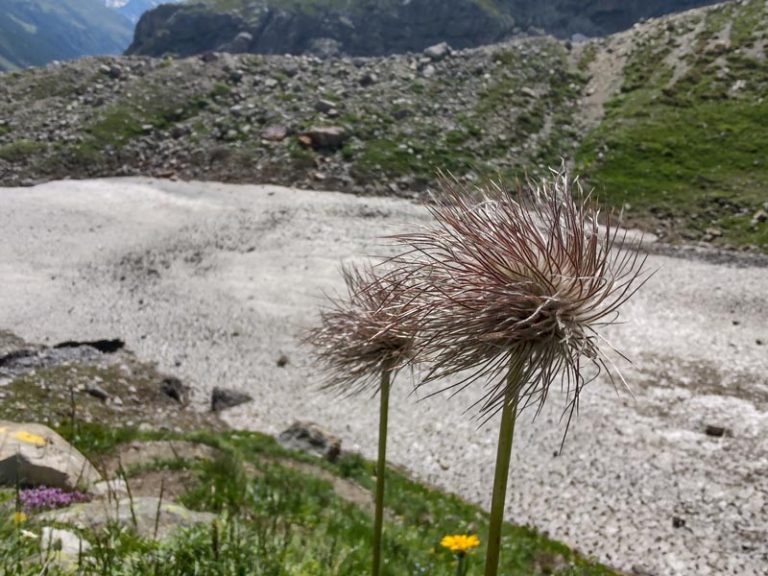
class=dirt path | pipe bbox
[1,178,766,575]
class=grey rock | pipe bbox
[314,99,337,114]
[211,387,253,412]
[85,385,109,401]
[420,64,436,78]
[40,527,91,568]
[278,421,341,461]
[261,124,289,141]
[301,126,348,150]
[0,421,102,491]
[424,42,452,61]
[91,478,129,498]
[704,424,728,438]
[40,497,215,540]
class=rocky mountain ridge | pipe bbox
[127,0,724,58]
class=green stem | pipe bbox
[484,362,522,576]
[456,553,466,576]
[372,368,392,576]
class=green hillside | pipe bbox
[577,0,768,249]
[0,0,133,71]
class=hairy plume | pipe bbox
[305,264,421,395]
[393,168,648,424]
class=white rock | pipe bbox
[0,421,102,491]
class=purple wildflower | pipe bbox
[19,486,91,512]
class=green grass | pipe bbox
[577,0,768,249]
[0,139,46,162]
[0,425,617,575]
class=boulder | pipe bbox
[40,496,215,540]
[278,421,341,461]
[0,421,102,491]
[40,527,91,569]
[300,126,348,150]
[424,42,452,61]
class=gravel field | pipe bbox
[1,178,766,575]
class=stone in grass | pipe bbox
[278,421,341,462]
[40,527,91,570]
[40,497,215,540]
[0,421,102,491]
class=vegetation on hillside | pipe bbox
[577,0,768,250]
[0,423,619,575]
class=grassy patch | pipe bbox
[0,424,617,575]
[0,140,46,162]
[577,0,768,249]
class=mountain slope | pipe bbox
[126,0,722,58]
[0,0,766,250]
[0,0,133,71]
[576,0,768,247]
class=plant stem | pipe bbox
[372,368,392,576]
[456,553,466,576]
[484,362,522,576]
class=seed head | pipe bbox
[305,264,421,395]
[394,169,647,423]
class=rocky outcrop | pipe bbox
[127,0,514,57]
[126,0,722,58]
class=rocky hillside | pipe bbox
[0,0,133,72]
[0,0,766,251]
[126,0,722,58]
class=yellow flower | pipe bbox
[11,511,27,525]
[440,534,480,554]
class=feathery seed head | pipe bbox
[395,168,647,419]
[305,264,421,395]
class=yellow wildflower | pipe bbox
[440,534,480,554]
[11,511,27,525]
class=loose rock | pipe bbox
[211,387,253,412]
[278,421,341,461]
